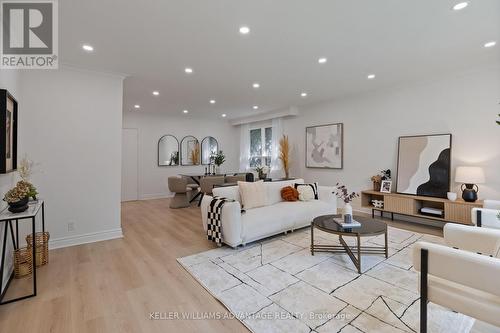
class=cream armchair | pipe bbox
[413,224,500,333]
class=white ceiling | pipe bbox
[60,0,500,119]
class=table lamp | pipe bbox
[455,166,485,202]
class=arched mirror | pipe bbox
[201,136,218,165]
[180,135,200,165]
[158,135,179,166]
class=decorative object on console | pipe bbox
[371,199,384,208]
[278,135,291,179]
[295,182,319,201]
[210,150,225,174]
[380,180,392,193]
[305,123,343,169]
[0,89,18,174]
[280,186,299,202]
[396,134,451,198]
[334,183,359,217]
[255,165,269,180]
[370,169,391,191]
[3,182,30,213]
[446,192,457,201]
[455,166,485,202]
[496,113,500,125]
[419,207,444,218]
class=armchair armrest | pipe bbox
[200,194,242,247]
[472,208,500,229]
[444,223,500,257]
[413,241,500,297]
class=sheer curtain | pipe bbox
[270,118,284,178]
[239,124,250,172]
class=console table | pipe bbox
[0,200,45,305]
[361,190,482,225]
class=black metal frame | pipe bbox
[0,89,18,174]
[200,136,218,165]
[0,202,45,305]
[310,221,388,274]
[371,208,394,221]
[157,134,179,167]
[180,135,199,166]
[420,248,429,333]
[395,133,452,199]
[476,209,482,227]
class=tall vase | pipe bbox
[344,203,353,216]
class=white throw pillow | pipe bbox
[238,181,268,209]
[297,185,315,201]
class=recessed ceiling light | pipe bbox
[252,83,260,89]
[301,92,308,98]
[318,57,327,64]
[367,74,376,80]
[484,41,497,48]
[253,105,259,110]
[183,110,189,114]
[452,2,468,10]
[239,26,250,34]
[221,114,227,118]
[210,99,216,104]
[134,104,140,109]
[152,91,159,96]
[184,67,193,74]
[82,44,94,52]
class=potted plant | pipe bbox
[334,184,359,217]
[4,183,30,213]
[279,135,291,179]
[255,166,269,180]
[210,150,226,173]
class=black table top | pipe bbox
[313,214,387,236]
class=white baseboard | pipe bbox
[140,192,172,200]
[49,228,123,250]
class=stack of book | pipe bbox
[333,217,361,228]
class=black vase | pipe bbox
[8,196,29,213]
[461,184,478,202]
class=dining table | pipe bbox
[179,173,229,203]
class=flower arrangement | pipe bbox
[334,183,359,204]
[3,184,29,204]
[278,135,291,179]
[211,150,226,167]
[190,144,200,165]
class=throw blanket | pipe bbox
[207,196,234,246]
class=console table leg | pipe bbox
[372,209,374,218]
[357,234,361,274]
[310,222,314,256]
[31,217,37,296]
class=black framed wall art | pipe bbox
[396,133,452,198]
[305,123,343,169]
[0,89,18,174]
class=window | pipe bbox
[249,127,272,167]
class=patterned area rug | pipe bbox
[177,226,474,333]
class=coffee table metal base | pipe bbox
[310,223,388,274]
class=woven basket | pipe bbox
[14,247,33,278]
[26,232,50,267]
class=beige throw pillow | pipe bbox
[238,180,267,209]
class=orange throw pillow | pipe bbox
[281,186,299,202]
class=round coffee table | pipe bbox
[311,214,388,273]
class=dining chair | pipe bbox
[167,177,192,208]
[199,176,225,206]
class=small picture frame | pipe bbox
[0,89,18,174]
[380,180,392,193]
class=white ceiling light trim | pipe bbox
[239,26,250,34]
[210,99,216,104]
[484,41,496,48]
[252,82,260,89]
[452,2,468,11]
[221,113,227,118]
[318,57,327,64]
[301,92,308,97]
[367,74,376,79]
[184,67,193,74]
[152,91,159,96]
[183,109,189,114]
[253,105,259,110]
[134,104,140,109]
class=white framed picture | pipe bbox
[380,180,392,193]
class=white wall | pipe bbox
[0,70,22,293]
[283,66,500,210]
[18,67,124,249]
[122,111,240,199]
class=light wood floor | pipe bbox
[0,199,441,333]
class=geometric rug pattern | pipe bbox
[178,226,474,333]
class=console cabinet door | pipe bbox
[444,202,480,224]
[384,196,415,215]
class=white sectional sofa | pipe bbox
[200,179,337,248]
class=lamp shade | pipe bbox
[455,166,485,184]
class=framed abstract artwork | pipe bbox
[396,134,452,198]
[306,123,343,169]
[0,89,18,174]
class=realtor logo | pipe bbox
[1,0,58,69]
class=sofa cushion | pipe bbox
[265,179,304,206]
[281,186,299,201]
[238,180,267,209]
[295,182,319,200]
